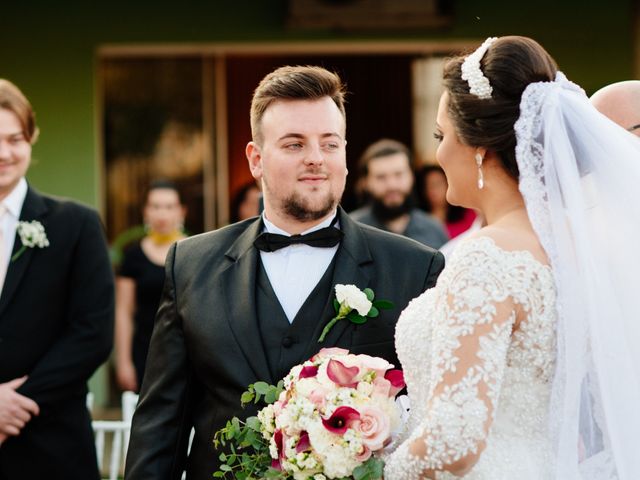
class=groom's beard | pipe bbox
[371,194,415,222]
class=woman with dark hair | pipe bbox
[416,164,476,238]
[384,36,640,479]
[114,180,186,392]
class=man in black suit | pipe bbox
[125,66,445,479]
[0,79,114,479]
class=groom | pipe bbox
[125,65,445,479]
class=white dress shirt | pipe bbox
[260,212,340,323]
[0,178,28,291]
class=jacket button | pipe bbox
[282,336,293,348]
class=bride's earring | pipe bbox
[475,153,484,189]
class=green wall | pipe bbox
[1,0,634,206]
[0,0,635,406]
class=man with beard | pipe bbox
[125,66,445,479]
[351,138,449,248]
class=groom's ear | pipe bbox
[246,142,263,180]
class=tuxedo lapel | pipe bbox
[0,188,48,318]
[302,208,372,359]
[219,218,273,384]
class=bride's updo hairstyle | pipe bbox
[443,36,557,181]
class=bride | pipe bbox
[383,36,640,479]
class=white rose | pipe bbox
[335,284,372,316]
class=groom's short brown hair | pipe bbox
[250,65,347,144]
[0,79,39,144]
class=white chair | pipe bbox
[92,420,130,480]
[122,393,194,480]
[121,391,139,454]
[90,391,138,480]
[92,391,194,480]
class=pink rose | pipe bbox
[372,376,392,398]
[273,391,288,415]
[355,444,372,462]
[356,354,394,377]
[356,406,391,451]
[311,347,350,361]
[309,388,328,408]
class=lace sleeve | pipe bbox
[384,247,517,479]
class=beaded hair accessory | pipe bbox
[461,37,498,99]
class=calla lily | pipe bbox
[384,369,405,396]
[299,365,319,379]
[296,431,311,453]
[327,359,359,387]
[322,406,361,434]
[274,429,284,459]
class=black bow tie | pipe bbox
[254,218,343,252]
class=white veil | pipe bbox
[515,72,640,479]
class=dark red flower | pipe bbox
[296,431,311,453]
[384,369,405,396]
[274,429,284,459]
[299,365,319,379]
[322,406,361,434]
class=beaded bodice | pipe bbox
[384,236,557,479]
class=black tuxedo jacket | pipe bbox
[0,187,114,480]
[125,208,445,480]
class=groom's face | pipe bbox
[246,97,347,223]
[0,108,32,201]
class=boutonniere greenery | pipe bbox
[318,284,394,342]
[12,220,50,262]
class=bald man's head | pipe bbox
[590,81,640,136]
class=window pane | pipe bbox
[102,57,205,245]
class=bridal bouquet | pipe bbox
[214,347,405,480]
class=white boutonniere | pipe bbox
[318,284,394,342]
[12,220,50,261]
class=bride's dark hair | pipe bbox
[443,36,558,181]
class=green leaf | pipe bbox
[264,389,277,404]
[348,313,367,324]
[353,457,384,480]
[246,416,262,431]
[241,391,255,406]
[373,299,394,310]
[219,464,232,472]
[363,287,375,301]
[333,298,340,312]
[253,382,270,395]
[367,306,379,318]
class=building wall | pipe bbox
[0,0,634,407]
[1,0,634,207]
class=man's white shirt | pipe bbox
[260,212,339,323]
[0,178,28,291]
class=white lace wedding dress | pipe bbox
[384,236,557,479]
